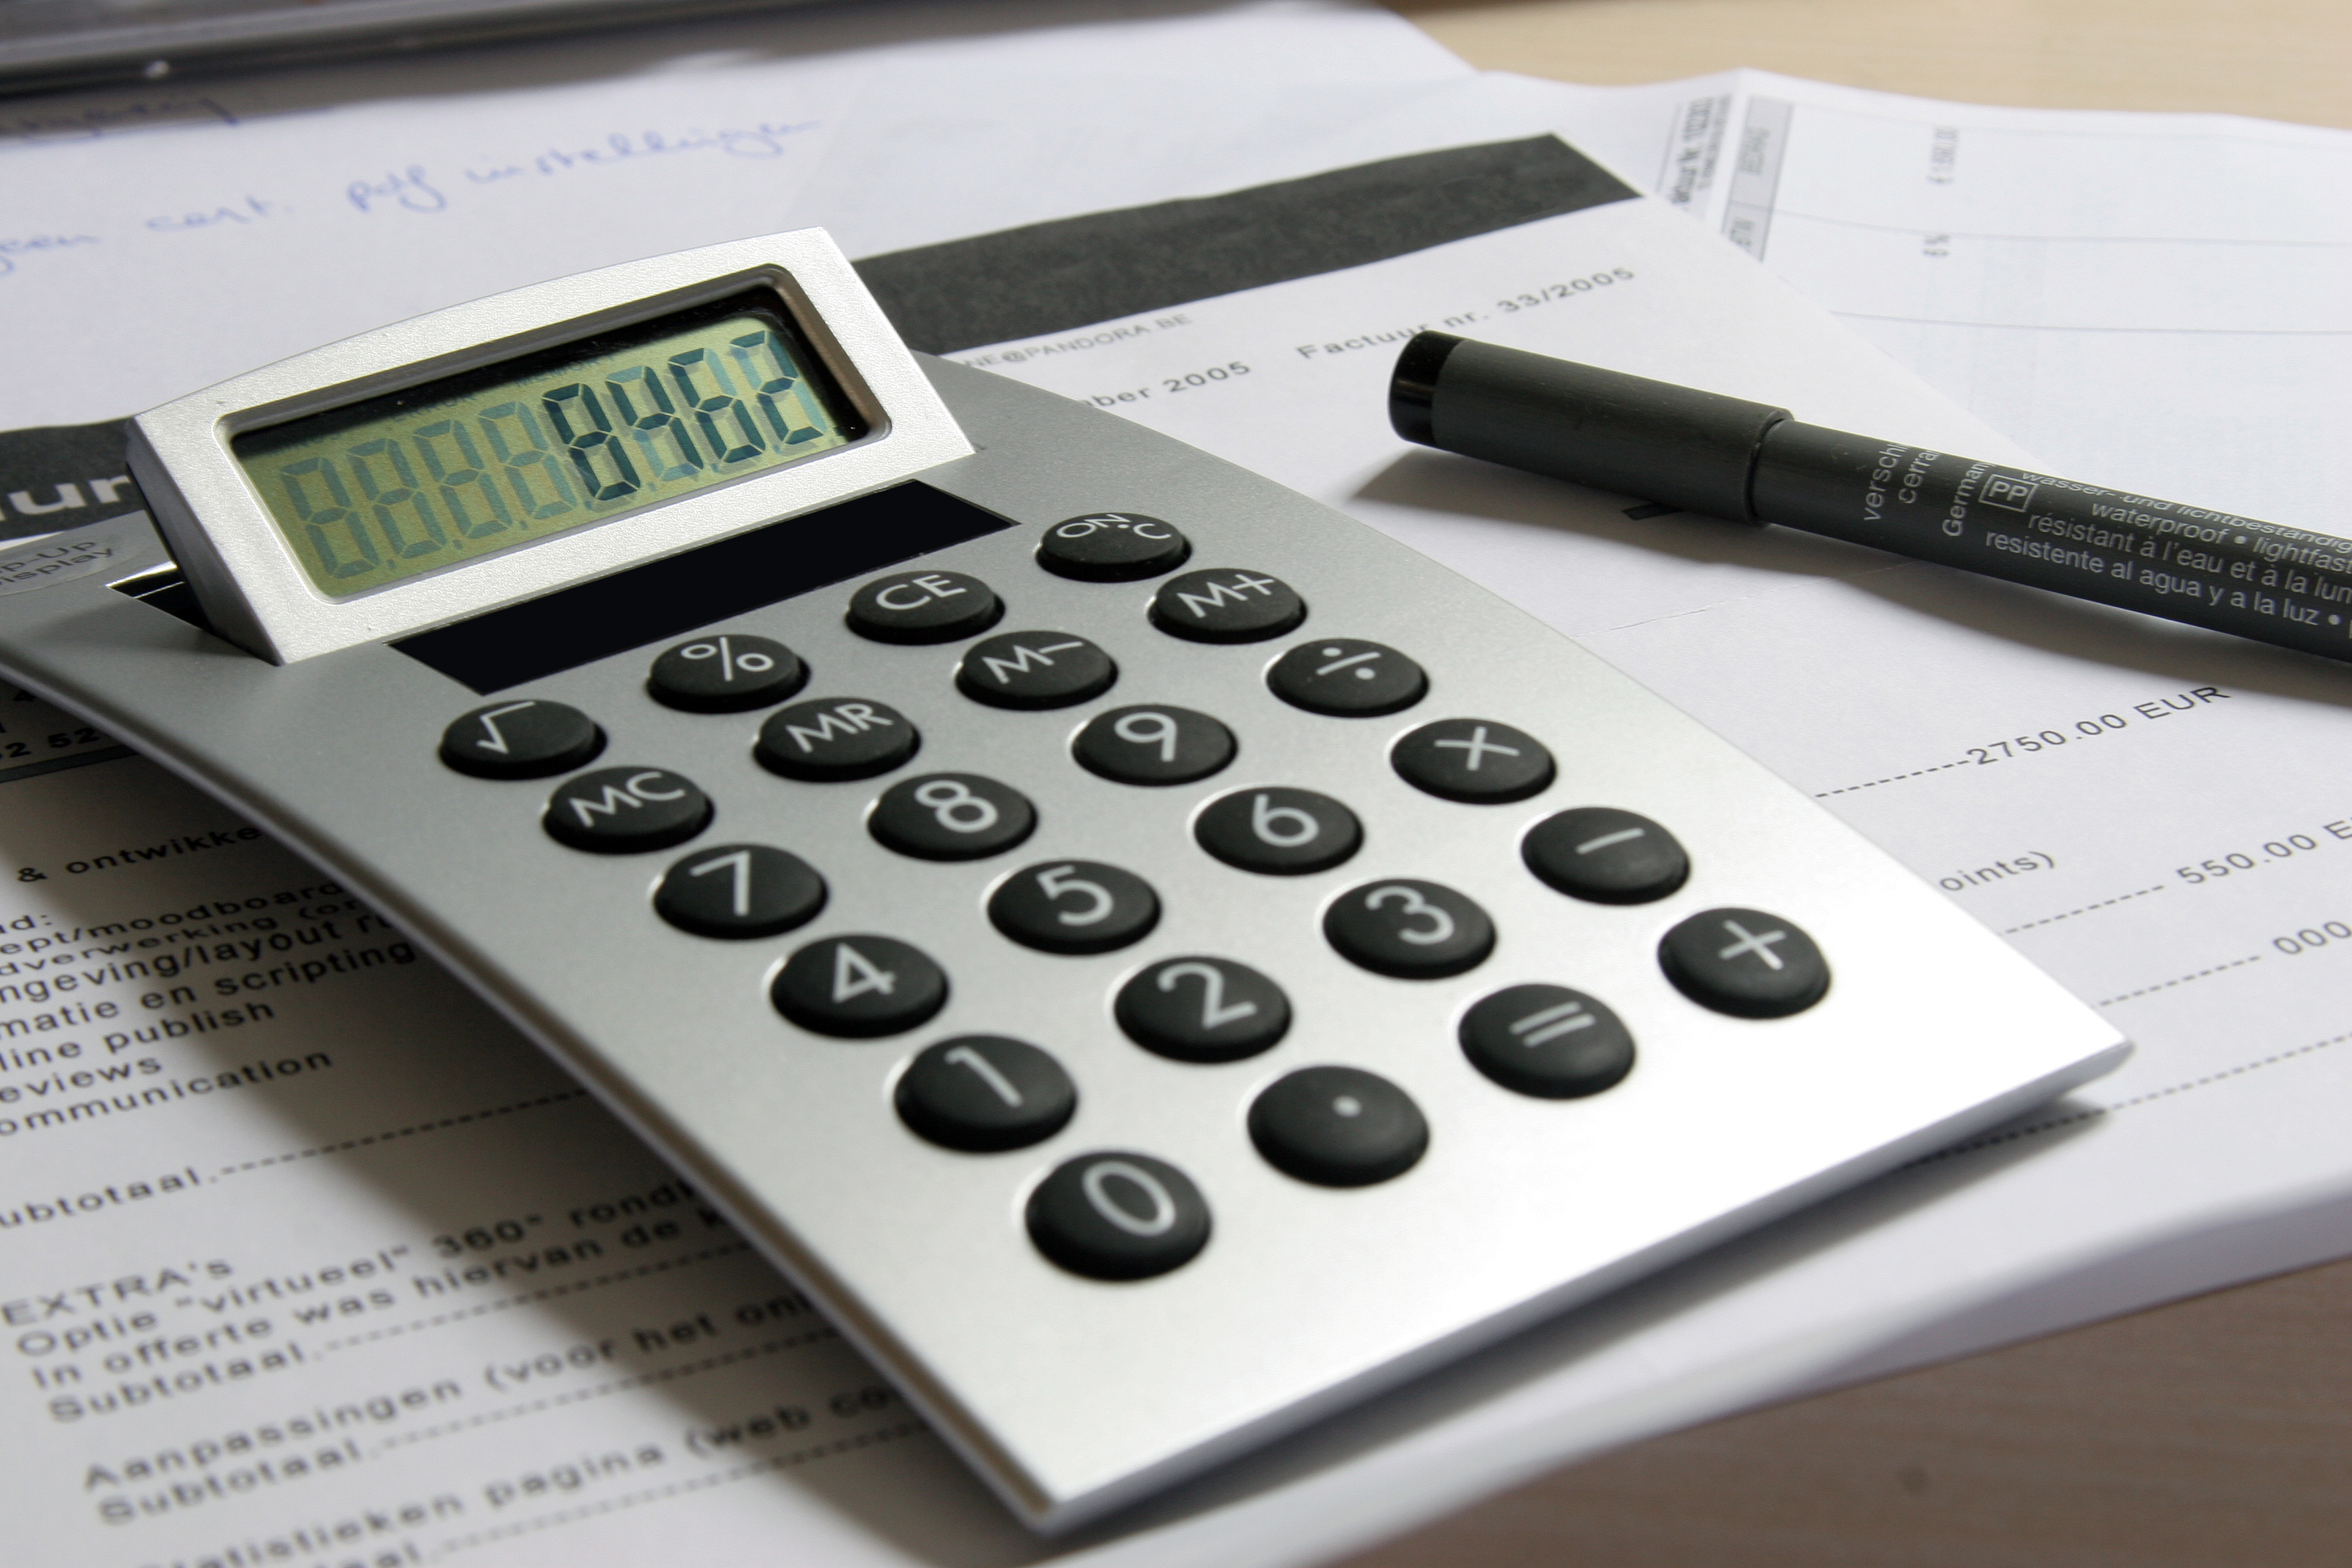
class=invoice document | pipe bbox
[1542,67,2352,533]
[936,70,2352,1562]
[5,25,2351,1567]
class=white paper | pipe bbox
[0,0,1469,428]
[932,70,2352,1567]
[0,13,1578,1568]
[1536,68,2352,534]
[11,24,2347,1566]
[0,129,2091,1563]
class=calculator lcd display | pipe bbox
[232,291,867,598]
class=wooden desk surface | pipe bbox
[1341,3,2352,1562]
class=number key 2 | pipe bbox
[1114,957,1289,1062]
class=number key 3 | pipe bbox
[1324,879,1494,978]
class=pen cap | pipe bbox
[1389,332,1787,522]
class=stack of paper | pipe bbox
[1,5,2348,1563]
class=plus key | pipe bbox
[1658,907,1830,1018]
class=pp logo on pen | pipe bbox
[1981,474,2040,511]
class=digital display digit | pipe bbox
[232,290,867,599]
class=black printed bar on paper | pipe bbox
[852,136,1636,355]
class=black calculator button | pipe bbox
[544,767,712,854]
[646,633,807,713]
[1268,639,1426,716]
[957,632,1118,710]
[1659,908,1830,1018]
[1038,513,1191,581]
[1148,569,1306,643]
[1073,705,1236,786]
[896,1036,1076,1153]
[756,698,919,781]
[1248,1067,1427,1187]
[989,861,1160,954]
[1323,879,1493,978]
[1523,807,1689,904]
[771,934,948,1037]
[654,844,826,939]
[1391,720,1555,803]
[1459,985,1635,1099]
[440,700,603,779]
[1194,787,1361,875]
[869,773,1036,861]
[1027,1153,1210,1281]
[847,570,1003,644]
[1116,957,1289,1062]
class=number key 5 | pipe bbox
[989,861,1160,954]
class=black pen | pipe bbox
[1389,332,2352,665]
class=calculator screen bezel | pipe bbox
[128,230,972,665]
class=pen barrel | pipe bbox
[1753,422,2352,664]
[1393,332,1785,522]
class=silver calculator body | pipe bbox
[0,232,2127,1529]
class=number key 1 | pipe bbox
[895,1036,1075,1151]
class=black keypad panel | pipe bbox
[988,861,1160,954]
[1268,639,1426,716]
[1037,513,1191,581]
[441,700,603,779]
[1659,908,1830,1018]
[1323,879,1493,978]
[869,773,1036,861]
[1523,807,1689,905]
[1073,705,1236,786]
[1193,787,1361,875]
[847,570,1003,644]
[544,767,712,854]
[1149,569,1306,644]
[771,934,948,1037]
[1114,957,1290,1063]
[1391,719,1555,803]
[1248,1067,1427,1187]
[654,843,826,939]
[646,633,807,713]
[895,1036,1076,1152]
[1459,984,1635,1099]
[957,632,1118,710]
[1027,1152,1211,1280]
[756,697,920,781]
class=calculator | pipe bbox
[0,231,2128,1529]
